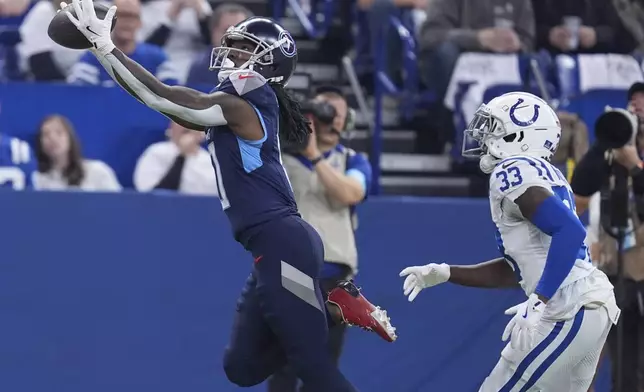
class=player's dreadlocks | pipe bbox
[271,84,312,145]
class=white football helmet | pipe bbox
[462,92,561,174]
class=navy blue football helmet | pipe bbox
[210,17,298,85]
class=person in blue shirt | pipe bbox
[0,133,36,190]
[67,0,178,86]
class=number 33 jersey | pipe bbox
[489,155,615,320]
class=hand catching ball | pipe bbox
[47,1,117,50]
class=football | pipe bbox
[47,2,117,50]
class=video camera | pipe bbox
[280,98,339,155]
[594,106,639,150]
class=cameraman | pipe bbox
[572,83,644,391]
[268,87,372,392]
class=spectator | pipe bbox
[419,0,535,100]
[533,0,638,54]
[551,110,589,180]
[139,0,213,84]
[18,0,84,81]
[270,87,370,392]
[612,0,644,54]
[133,121,217,196]
[67,0,178,86]
[0,0,30,16]
[33,115,121,192]
[628,82,644,120]
[1,0,32,80]
[185,3,252,88]
[0,133,37,190]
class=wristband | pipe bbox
[310,155,324,166]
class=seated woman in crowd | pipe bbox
[33,114,121,192]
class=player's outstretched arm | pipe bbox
[448,258,519,288]
[63,0,249,131]
[514,186,586,303]
[399,258,518,302]
[100,49,249,131]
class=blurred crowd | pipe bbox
[0,0,257,195]
[0,0,643,194]
[349,0,643,160]
[2,0,254,85]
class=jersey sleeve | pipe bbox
[216,69,273,110]
[489,157,554,203]
[346,149,372,198]
[67,53,102,85]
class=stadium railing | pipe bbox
[272,0,337,39]
[369,8,434,194]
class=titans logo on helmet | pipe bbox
[279,30,296,58]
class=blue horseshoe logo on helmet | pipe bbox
[509,98,540,127]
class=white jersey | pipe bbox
[489,155,617,321]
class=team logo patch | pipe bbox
[509,98,540,127]
[278,31,296,58]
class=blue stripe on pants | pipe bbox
[519,308,585,391]
[499,308,585,391]
[499,321,565,391]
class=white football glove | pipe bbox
[399,263,450,302]
[63,0,117,57]
[502,293,546,351]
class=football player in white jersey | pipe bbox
[399,92,620,391]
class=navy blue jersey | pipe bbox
[0,135,36,190]
[206,70,299,245]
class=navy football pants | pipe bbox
[223,216,357,392]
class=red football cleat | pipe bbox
[327,281,397,342]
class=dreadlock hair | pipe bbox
[271,84,312,145]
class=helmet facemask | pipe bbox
[462,104,511,160]
[210,27,292,83]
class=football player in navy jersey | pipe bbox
[63,1,396,390]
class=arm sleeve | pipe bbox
[134,145,175,191]
[154,156,186,191]
[345,150,373,198]
[95,51,228,127]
